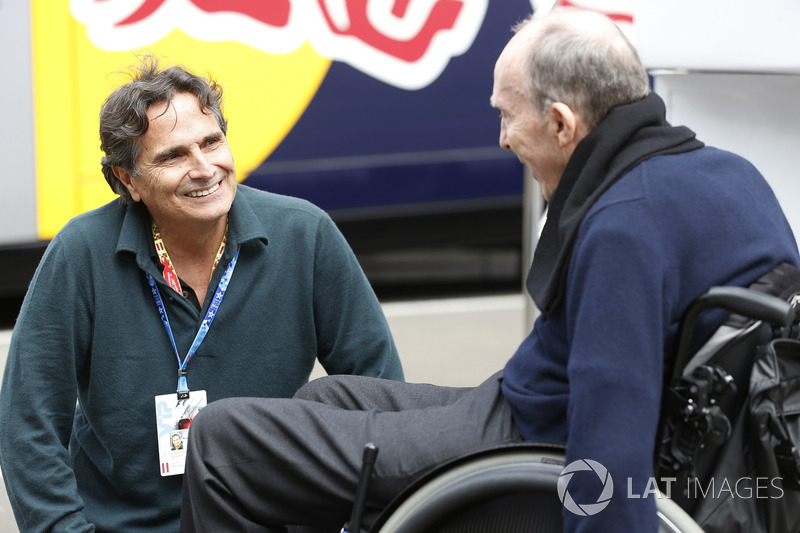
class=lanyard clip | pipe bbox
[177,369,190,400]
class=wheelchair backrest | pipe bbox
[657,262,800,529]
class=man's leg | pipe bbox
[180,372,519,532]
[294,374,473,411]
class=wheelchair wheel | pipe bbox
[370,444,703,533]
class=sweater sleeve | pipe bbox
[561,200,667,533]
[310,214,404,380]
[0,235,95,532]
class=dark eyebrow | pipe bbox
[150,132,225,164]
[152,145,187,164]
[203,132,224,146]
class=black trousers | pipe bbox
[180,370,520,532]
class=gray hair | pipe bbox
[514,10,650,129]
[99,56,227,206]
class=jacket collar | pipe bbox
[116,184,270,271]
[526,92,704,314]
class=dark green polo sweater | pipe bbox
[0,185,402,532]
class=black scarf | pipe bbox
[526,92,704,314]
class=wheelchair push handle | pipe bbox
[703,286,795,327]
[672,286,796,384]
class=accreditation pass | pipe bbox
[154,391,207,476]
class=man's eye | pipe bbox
[158,153,182,165]
[204,136,223,150]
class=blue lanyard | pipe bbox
[146,245,241,398]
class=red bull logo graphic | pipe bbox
[35,0,631,240]
[71,0,489,90]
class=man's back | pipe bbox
[503,144,800,531]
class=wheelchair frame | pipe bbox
[343,265,800,533]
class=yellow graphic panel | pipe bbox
[32,1,331,239]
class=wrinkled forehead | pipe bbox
[490,64,519,108]
[146,98,176,123]
[491,37,533,107]
[146,92,212,121]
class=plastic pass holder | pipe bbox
[177,370,190,400]
[155,390,207,476]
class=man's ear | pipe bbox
[548,102,580,148]
[112,167,142,202]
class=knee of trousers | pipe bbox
[293,374,355,402]
[188,398,239,445]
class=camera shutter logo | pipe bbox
[557,459,614,516]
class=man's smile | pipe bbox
[186,181,221,198]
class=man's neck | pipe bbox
[155,217,227,259]
[153,217,228,303]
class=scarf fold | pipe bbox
[526,92,704,314]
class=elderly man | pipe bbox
[0,58,403,532]
[180,9,799,532]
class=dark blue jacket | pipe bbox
[503,146,800,532]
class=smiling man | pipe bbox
[0,57,403,532]
[112,90,239,306]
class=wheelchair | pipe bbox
[342,263,800,533]
[367,443,702,533]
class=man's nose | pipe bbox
[187,148,214,179]
[498,126,510,151]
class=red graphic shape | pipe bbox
[317,0,464,63]
[557,0,634,25]
[111,0,291,27]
